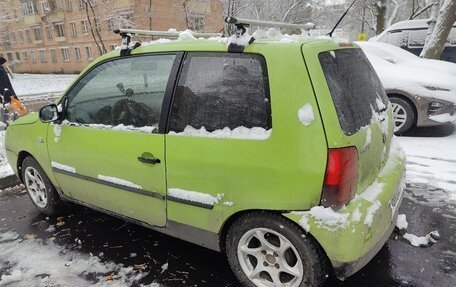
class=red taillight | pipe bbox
[321,147,358,208]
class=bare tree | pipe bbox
[421,0,456,59]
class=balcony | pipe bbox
[24,15,42,26]
[48,11,65,23]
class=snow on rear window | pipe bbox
[169,125,271,140]
[319,48,389,135]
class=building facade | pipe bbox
[0,0,223,73]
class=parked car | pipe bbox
[5,28,406,287]
[375,19,456,63]
[358,41,456,134]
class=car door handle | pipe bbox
[138,156,161,164]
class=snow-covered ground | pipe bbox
[397,129,456,204]
[11,73,76,97]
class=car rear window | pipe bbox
[319,48,388,135]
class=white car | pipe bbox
[357,41,456,134]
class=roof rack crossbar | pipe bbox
[114,29,222,38]
[225,17,315,31]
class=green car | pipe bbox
[5,34,405,287]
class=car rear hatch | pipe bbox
[302,41,393,207]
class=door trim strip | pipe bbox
[52,167,165,200]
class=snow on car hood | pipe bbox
[363,52,456,104]
[357,41,456,77]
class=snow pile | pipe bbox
[178,29,196,41]
[63,121,157,134]
[0,231,146,286]
[396,214,408,230]
[227,32,254,48]
[168,188,223,206]
[297,103,315,126]
[296,206,350,232]
[364,200,381,227]
[98,175,143,190]
[0,130,14,178]
[51,161,76,173]
[402,233,430,247]
[169,125,271,140]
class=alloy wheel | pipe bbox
[237,228,304,287]
[24,166,48,208]
[391,102,408,132]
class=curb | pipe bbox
[0,174,21,190]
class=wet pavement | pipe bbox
[1,183,455,287]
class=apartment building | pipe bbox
[0,0,223,73]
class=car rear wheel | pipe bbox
[389,96,415,135]
[226,212,329,287]
[22,156,62,215]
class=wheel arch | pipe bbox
[387,92,418,126]
[218,209,329,260]
[16,151,34,182]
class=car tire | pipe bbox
[226,212,329,287]
[389,96,416,135]
[22,156,62,215]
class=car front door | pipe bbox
[47,53,180,226]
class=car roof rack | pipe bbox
[225,17,316,33]
[114,28,223,56]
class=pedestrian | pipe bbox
[0,56,16,101]
[0,56,26,124]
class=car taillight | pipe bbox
[321,147,358,208]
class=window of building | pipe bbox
[188,14,205,31]
[23,51,29,61]
[39,49,47,63]
[15,52,21,61]
[169,53,272,133]
[50,49,57,63]
[22,1,36,16]
[61,47,70,61]
[55,23,65,37]
[78,0,84,9]
[10,32,16,44]
[50,0,64,11]
[75,47,81,61]
[94,17,101,32]
[6,52,13,62]
[107,18,115,32]
[45,26,53,39]
[85,46,93,60]
[81,20,89,35]
[109,44,117,51]
[97,45,105,56]
[40,2,50,14]
[66,0,73,11]
[33,27,42,41]
[70,22,77,37]
[30,50,36,63]
[18,31,24,42]
[25,30,32,42]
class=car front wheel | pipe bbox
[226,212,329,287]
[389,96,416,135]
[22,156,62,215]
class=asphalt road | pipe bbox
[0,183,455,287]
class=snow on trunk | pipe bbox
[420,0,456,59]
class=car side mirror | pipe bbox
[39,104,59,123]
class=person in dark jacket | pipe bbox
[0,56,16,103]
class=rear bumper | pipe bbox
[284,139,406,280]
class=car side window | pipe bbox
[408,29,426,47]
[168,53,271,133]
[65,54,176,131]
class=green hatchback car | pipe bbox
[5,32,405,287]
